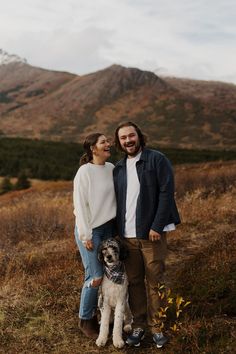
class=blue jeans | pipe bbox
[75,219,115,320]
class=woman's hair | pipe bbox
[114,121,147,151]
[79,132,103,166]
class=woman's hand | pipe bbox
[83,239,94,251]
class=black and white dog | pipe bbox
[96,238,132,348]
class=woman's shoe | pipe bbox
[79,316,99,339]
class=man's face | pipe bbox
[118,126,141,157]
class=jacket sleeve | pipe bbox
[151,155,175,234]
[73,167,92,241]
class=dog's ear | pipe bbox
[97,243,104,263]
[119,241,129,261]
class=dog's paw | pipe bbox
[96,336,107,347]
[113,337,125,348]
[123,323,132,333]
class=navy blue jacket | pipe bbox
[113,148,181,239]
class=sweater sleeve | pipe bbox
[73,167,92,241]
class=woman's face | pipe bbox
[93,135,111,159]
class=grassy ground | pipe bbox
[0,161,236,353]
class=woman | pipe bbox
[73,133,116,339]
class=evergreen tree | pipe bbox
[15,172,31,190]
[0,177,13,194]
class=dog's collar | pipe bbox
[104,262,126,285]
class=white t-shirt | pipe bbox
[124,152,142,237]
[73,162,116,241]
[124,153,175,238]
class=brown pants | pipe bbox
[124,234,167,334]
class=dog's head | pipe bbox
[98,238,128,266]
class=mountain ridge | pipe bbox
[0,49,27,65]
[0,52,236,150]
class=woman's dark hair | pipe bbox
[114,121,147,151]
[79,133,103,166]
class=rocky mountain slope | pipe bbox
[0,50,236,149]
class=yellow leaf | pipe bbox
[160,292,165,300]
[176,296,184,308]
[176,310,182,318]
[170,324,177,332]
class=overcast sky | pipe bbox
[0,0,236,83]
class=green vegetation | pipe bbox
[0,137,235,180]
[0,92,12,103]
[0,176,13,194]
[0,173,31,195]
[0,137,84,180]
[159,147,236,165]
[15,171,31,190]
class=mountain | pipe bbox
[0,49,27,65]
[0,50,236,149]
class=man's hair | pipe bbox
[114,121,147,151]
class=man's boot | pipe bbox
[79,315,99,339]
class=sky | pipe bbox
[0,0,236,84]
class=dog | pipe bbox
[96,238,132,348]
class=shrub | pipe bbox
[0,177,13,194]
[15,172,31,190]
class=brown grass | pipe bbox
[0,162,236,353]
[175,160,236,198]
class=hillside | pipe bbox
[0,161,236,353]
[0,51,236,149]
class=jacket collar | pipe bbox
[116,148,149,167]
[139,148,149,161]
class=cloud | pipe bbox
[0,0,236,83]
[4,26,115,74]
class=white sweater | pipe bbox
[73,162,116,241]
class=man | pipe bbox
[113,121,180,349]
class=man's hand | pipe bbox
[149,229,161,242]
[83,239,94,251]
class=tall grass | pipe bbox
[175,160,236,197]
[0,191,73,249]
[0,162,236,353]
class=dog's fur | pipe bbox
[96,238,132,348]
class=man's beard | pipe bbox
[121,142,141,156]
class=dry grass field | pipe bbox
[0,161,236,353]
